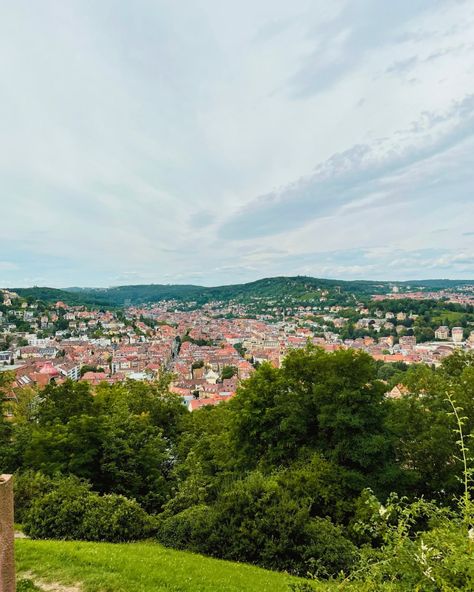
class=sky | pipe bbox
[1,0,474,288]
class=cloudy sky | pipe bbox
[1,0,474,287]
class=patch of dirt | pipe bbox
[34,582,81,592]
[21,572,82,592]
[15,530,28,539]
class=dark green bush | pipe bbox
[302,517,357,579]
[23,479,152,542]
[80,494,153,542]
[213,472,356,576]
[156,505,217,553]
[158,471,356,577]
[14,470,56,524]
[17,580,41,592]
[23,477,91,539]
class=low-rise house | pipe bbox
[435,326,449,340]
[81,371,108,385]
[399,336,416,348]
[0,351,13,364]
[387,384,409,399]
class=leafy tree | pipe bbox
[385,352,474,501]
[98,412,172,512]
[0,372,14,470]
[234,342,247,357]
[221,365,237,380]
[36,380,95,425]
[24,414,104,481]
[231,347,396,495]
[11,377,187,512]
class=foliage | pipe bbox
[23,476,93,539]
[231,347,396,496]
[6,347,474,584]
[79,364,105,377]
[156,504,217,553]
[334,500,474,591]
[13,470,57,524]
[385,352,474,500]
[23,477,152,542]
[35,380,95,425]
[158,469,356,577]
[0,371,16,469]
[16,580,41,592]
[78,494,154,542]
[7,377,186,512]
[221,365,237,380]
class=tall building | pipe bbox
[452,327,464,343]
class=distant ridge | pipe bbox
[10,276,474,307]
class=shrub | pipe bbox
[158,471,356,577]
[212,472,356,577]
[302,517,357,579]
[156,505,217,553]
[23,479,152,542]
[23,476,92,539]
[80,494,153,542]
[14,470,56,524]
[349,500,474,592]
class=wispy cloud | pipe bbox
[0,0,474,286]
[287,0,438,98]
[218,95,474,240]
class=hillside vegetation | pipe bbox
[13,276,383,306]
[3,348,474,590]
[12,276,474,307]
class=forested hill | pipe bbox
[12,276,384,306]
[11,276,474,307]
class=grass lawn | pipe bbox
[432,309,466,324]
[15,539,308,592]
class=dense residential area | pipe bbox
[2,279,474,411]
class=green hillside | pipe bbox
[12,276,474,308]
[9,286,108,307]
[12,276,388,307]
[16,539,306,592]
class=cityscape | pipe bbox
[2,278,474,411]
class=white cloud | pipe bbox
[0,0,473,286]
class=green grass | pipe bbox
[17,580,42,592]
[432,310,467,323]
[15,539,307,592]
